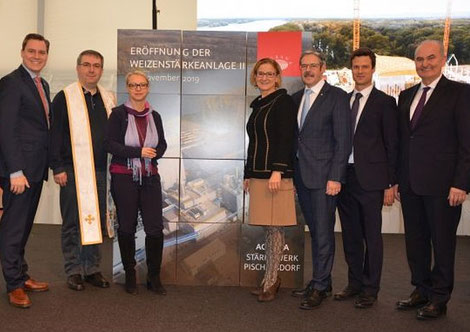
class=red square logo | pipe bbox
[257,32,302,77]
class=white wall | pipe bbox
[0,0,197,224]
[0,0,197,86]
[0,0,38,74]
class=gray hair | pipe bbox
[299,50,326,66]
[414,40,445,58]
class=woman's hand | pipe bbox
[268,171,282,193]
[141,147,157,158]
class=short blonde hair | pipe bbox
[125,70,149,85]
[250,58,282,88]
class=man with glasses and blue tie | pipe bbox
[50,50,115,292]
[291,50,351,310]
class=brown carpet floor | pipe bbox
[0,224,468,332]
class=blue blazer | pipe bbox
[0,65,51,182]
[292,82,351,189]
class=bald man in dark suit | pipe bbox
[395,40,470,320]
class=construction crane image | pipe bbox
[443,0,452,58]
[353,0,360,50]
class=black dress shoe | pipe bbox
[147,276,167,295]
[354,294,377,309]
[334,286,360,301]
[416,302,447,320]
[67,274,85,291]
[396,291,428,311]
[292,281,332,298]
[292,280,314,298]
[299,289,329,310]
[84,272,110,288]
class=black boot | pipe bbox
[145,235,166,295]
[118,233,138,295]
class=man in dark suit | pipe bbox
[0,33,51,308]
[291,50,351,309]
[335,47,398,308]
[395,40,470,320]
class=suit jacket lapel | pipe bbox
[414,76,448,129]
[19,65,49,126]
[406,84,420,131]
[355,87,377,134]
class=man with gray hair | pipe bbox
[395,40,470,320]
[50,50,115,291]
[291,50,351,309]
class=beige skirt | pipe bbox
[247,178,297,226]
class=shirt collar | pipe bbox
[420,74,442,90]
[353,84,373,99]
[22,64,39,80]
[305,79,325,95]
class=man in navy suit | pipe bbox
[0,33,51,308]
[395,40,470,320]
[335,47,398,308]
[291,50,351,309]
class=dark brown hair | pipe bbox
[350,47,376,68]
[22,33,50,53]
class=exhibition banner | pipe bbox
[114,30,310,287]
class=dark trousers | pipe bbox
[337,167,384,296]
[400,189,461,305]
[0,177,43,292]
[60,168,106,276]
[294,169,337,291]
[111,173,163,237]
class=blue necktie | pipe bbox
[300,89,313,129]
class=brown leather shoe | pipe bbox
[24,278,49,292]
[258,277,281,302]
[8,288,32,308]
[250,286,263,296]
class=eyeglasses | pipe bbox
[300,63,322,70]
[256,71,277,78]
[78,62,103,69]
[127,83,149,89]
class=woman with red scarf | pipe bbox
[105,71,167,295]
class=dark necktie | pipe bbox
[34,76,50,128]
[410,86,430,130]
[350,92,362,141]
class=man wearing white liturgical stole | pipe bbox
[50,50,115,291]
